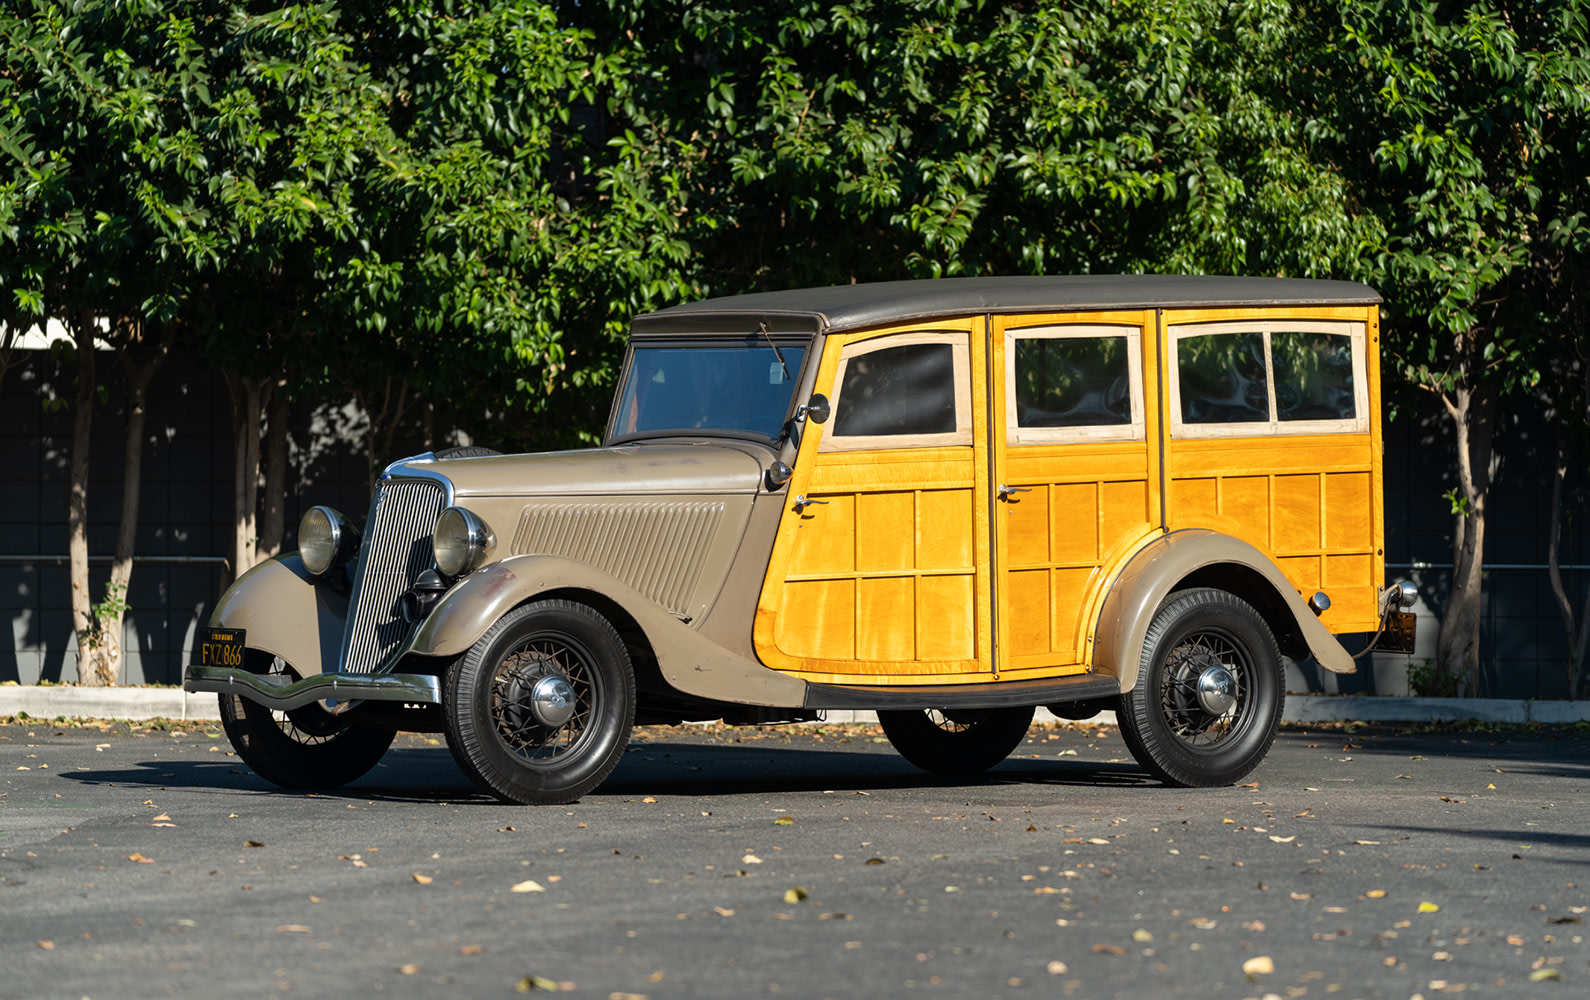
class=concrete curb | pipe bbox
[3,687,1588,727]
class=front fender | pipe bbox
[410,555,808,708]
[1092,529,1354,691]
[209,554,347,677]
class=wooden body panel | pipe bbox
[753,301,1385,686]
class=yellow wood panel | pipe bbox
[856,492,914,572]
[857,576,916,660]
[1168,434,1374,477]
[1099,480,1151,550]
[1048,483,1098,563]
[1273,474,1322,553]
[1006,487,1054,567]
[1220,476,1270,549]
[788,494,855,576]
[1006,569,1051,658]
[1004,447,1150,482]
[918,488,975,569]
[807,450,975,492]
[1325,472,1372,549]
[1171,478,1218,520]
[917,574,976,662]
[774,579,854,660]
[1049,566,1093,662]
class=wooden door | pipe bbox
[990,311,1161,677]
[754,320,994,684]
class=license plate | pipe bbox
[1376,611,1417,654]
[193,627,247,668]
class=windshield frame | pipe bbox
[604,334,817,447]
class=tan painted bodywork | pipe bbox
[409,554,807,706]
[209,555,348,677]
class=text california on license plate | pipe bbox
[194,627,246,667]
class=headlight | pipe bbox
[299,506,359,577]
[433,506,493,577]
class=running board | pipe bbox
[801,674,1121,711]
[185,666,442,711]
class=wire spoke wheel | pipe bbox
[217,651,395,789]
[489,637,597,764]
[1156,629,1252,747]
[878,705,1034,774]
[1118,588,1282,787]
[446,600,634,805]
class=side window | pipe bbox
[1005,324,1144,444]
[1169,320,1367,437]
[822,331,971,451]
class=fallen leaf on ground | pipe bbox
[37,940,54,950]
[783,886,809,903]
[515,974,560,993]
[412,873,433,885]
[1366,889,1387,898]
[275,925,311,934]
[397,964,419,975]
[1418,902,1440,913]
[511,880,546,893]
[1530,969,1564,982]
[1242,956,1275,975]
[1047,960,1068,974]
[1091,944,1125,955]
[460,945,485,955]
[742,854,763,865]
[1269,835,1296,843]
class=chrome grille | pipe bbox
[339,478,445,675]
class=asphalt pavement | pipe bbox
[2,718,1587,1000]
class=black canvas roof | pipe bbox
[630,275,1381,337]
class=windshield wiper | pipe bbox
[758,321,791,382]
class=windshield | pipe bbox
[610,342,809,442]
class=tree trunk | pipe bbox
[1436,381,1497,698]
[257,379,291,560]
[224,370,273,586]
[84,325,174,686]
[67,314,100,684]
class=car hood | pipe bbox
[387,443,767,498]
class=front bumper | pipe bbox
[184,666,442,711]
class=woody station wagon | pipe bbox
[186,275,1416,804]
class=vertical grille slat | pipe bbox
[339,478,445,675]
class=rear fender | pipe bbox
[410,555,807,708]
[210,555,347,677]
[1092,529,1353,690]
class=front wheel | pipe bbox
[878,706,1035,774]
[1116,588,1283,787]
[444,600,635,804]
[218,652,396,789]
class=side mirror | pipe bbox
[800,393,831,425]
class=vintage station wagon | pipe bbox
[186,276,1415,804]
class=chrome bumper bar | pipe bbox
[184,666,442,711]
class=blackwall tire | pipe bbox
[1116,588,1283,787]
[877,706,1035,774]
[218,652,395,789]
[444,600,634,805]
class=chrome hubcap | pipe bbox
[529,674,577,728]
[1195,663,1237,715]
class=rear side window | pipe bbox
[822,331,972,451]
[1005,324,1144,444]
[1169,320,1367,437]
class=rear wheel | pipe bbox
[218,651,395,789]
[1116,588,1283,787]
[444,600,635,804]
[878,706,1034,774]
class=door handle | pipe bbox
[793,494,830,512]
[998,485,1032,502]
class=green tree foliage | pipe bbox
[1305,0,1590,692]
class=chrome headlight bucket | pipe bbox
[299,506,360,577]
[433,506,494,578]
